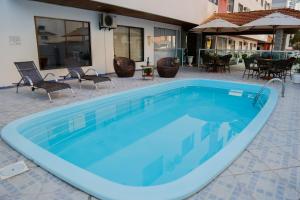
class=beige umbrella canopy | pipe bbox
[243,12,300,50]
[192,18,241,33]
[243,12,300,29]
[192,19,241,50]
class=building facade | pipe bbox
[272,0,300,9]
[0,0,215,86]
[0,0,271,86]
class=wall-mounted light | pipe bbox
[147,35,153,46]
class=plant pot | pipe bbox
[188,56,193,67]
[292,73,300,83]
[146,72,152,76]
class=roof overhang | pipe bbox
[30,0,197,30]
[202,28,299,36]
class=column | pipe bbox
[274,29,284,50]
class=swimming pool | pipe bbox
[1,79,277,200]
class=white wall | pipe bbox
[0,0,180,86]
[233,0,273,43]
[94,0,216,24]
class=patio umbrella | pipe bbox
[242,12,300,50]
[192,19,241,51]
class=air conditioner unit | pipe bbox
[99,13,117,30]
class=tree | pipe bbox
[290,31,300,50]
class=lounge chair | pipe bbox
[14,61,73,102]
[63,59,111,89]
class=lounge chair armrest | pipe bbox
[19,76,33,86]
[69,70,81,80]
[43,73,58,82]
[84,67,99,76]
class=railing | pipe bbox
[253,78,285,106]
[197,49,300,67]
[153,48,300,68]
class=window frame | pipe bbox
[34,16,92,70]
[114,25,145,62]
[208,0,218,5]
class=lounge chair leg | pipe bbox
[70,88,75,97]
[111,81,115,88]
[242,70,246,78]
[95,83,98,90]
[47,93,53,103]
[16,85,19,93]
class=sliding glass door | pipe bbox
[154,28,180,63]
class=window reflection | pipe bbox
[113,26,144,62]
[35,17,92,70]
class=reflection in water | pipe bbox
[21,86,265,186]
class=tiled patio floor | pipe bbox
[1,66,300,200]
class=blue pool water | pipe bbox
[19,86,262,186]
[1,79,276,200]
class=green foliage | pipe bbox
[294,58,300,73]
[143,68,152,74]
[242,54,248,60]
[291,31,300,50]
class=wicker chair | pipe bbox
[157,57,180,78]
[113,57,136,77]
[221,54,232,72]
[201,54,215,71]
[285,57,296,80]
[243,57,259,79]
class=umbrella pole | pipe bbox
[271,26,275,58]
[215,28,218,55]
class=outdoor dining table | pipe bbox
[206,56,225,72]
[256,58,289,80]
[257,58,274,80]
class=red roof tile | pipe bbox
[203,8,300,26]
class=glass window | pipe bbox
[238,3,244,12]
[113,26,144,62]
[35,17,91,70]
[154,28,178,49]
[208,0,218,5]
[227,0,235,12]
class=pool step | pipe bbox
[229,90,243,97]
[0,161,29,180]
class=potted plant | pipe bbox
[143,68,152,76]
[187,56,194,67]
